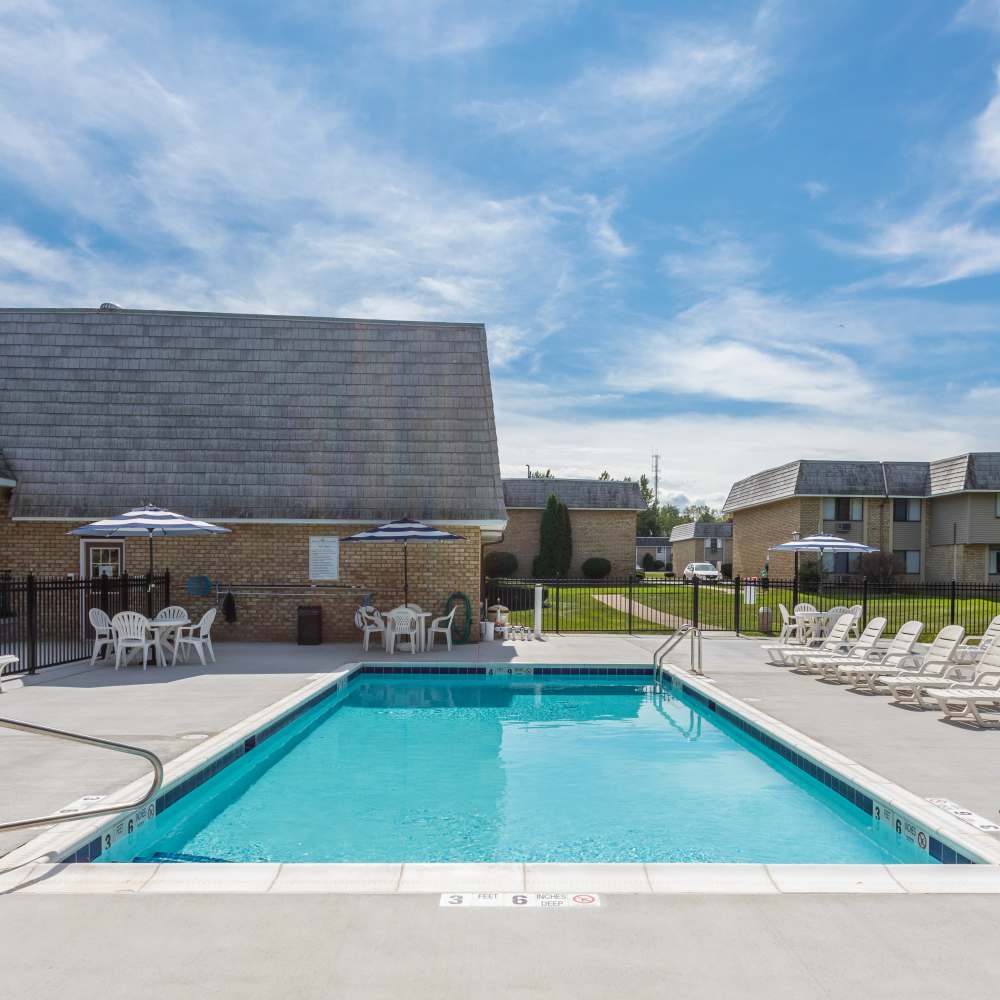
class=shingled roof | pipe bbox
[723,455,1000,513]
[502,478,645,510]
[0,448,14,486]
[0,308,506,523]
[670,521,733,542]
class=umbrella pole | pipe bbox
[403,542,409,607]
[147,533,154,618]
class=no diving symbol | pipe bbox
[572,894,596,905]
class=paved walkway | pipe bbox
[594,594,689,629]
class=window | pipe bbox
[996,495,1000,518]
[706,537,720,552]
[893,550,920,575]
[821,552,861,574]
[823,497,863,521]
[991,549,1000,576]
[893,499,921,522]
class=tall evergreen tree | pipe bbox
[532,493,561,577]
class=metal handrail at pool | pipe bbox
[0,718,163,833]
[653,625,703,680]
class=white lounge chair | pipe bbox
[794,616,887,674]
[0,655,19,691]
[112,611,156,670]
[954,614,1000,665]
[774,614,855,669]
[846,604,863,639]
[355,606,385,653]
[848,624,965,695]
[172,608,217,665]
[89,607,115,663]
[931,656,1000,727]
[820,620,922,682]
[386,608,419,655]
[426,606,457,651]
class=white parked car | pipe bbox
[683,562,721,582]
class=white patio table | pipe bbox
[147,617,190,664]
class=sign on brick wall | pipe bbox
[309,537,340,580]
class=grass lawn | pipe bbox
[497,580,1000,637]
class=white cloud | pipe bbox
[954,0,1000,34]
[801,179,829,199]
[662,232,764,291]
[338,0,573,57]
[464,18,773,161]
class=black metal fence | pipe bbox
[485,576,1000,638]
[0,572,170,676]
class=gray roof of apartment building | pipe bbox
[635,536,671,546]
[0,308,506,522]
[723,455,1000,513]
[501,478,645,510]
[669,521,733,542]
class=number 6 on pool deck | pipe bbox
[512,895,528,905]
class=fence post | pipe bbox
[146,571,153,619]
[555,582,561,633]
[120,572,129,612]
[734,576,741,635]
[25,573,38,674]
[862,577,869,624]
[627,576,634,634]
[692,576,700,630]
[792,574,798,613]
[950,579,957,626]
[164,568,171,607]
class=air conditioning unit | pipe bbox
[836,522,851,532]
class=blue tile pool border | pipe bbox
[55,662,980,865]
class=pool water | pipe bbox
[102,677,932,864]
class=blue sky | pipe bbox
[3,1,1000,508]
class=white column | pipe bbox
[533,585,543,638]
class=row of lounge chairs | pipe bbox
[762,608,1000,728]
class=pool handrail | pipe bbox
[0,717,163,834]
[653,625,703,681]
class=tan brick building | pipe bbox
[723,456,1000,583]
[670,521,733,576]
[497,479,644,578]
[0,307,508,641]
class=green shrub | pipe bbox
[721,562,732,579]
[533,495,560,577]
[483,551,518,578]
[651,559,665,571]
[581,557,612,579]
[641,552,655,570]
[797,561,820,591]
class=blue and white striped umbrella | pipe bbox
[769,534,878,554]
[68,505,230,580]
[343,518,464,605]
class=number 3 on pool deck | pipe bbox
[512,895,528,905]
[447,895,463,905]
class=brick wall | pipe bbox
[926,542,987,583]
[500,508,637,578]
[0,500,483,641]
[671,538,698,573]
[732,498,805,578]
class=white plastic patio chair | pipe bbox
[849,623,965,695]
[775,604,805,645]
[954,614,1000,665]
[386,608,419,654]
[154,605,189,622]
[426,606,457,651]
[354,606,385,652]
[405,603,424,614]
[818,606,847,638]
[89,607,115,663]
[795,616,887,674]
[172,608,217,665]
[111,611,156,670]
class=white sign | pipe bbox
[439,892,600,908]
[309,537,340,580]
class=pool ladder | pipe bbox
[0,717,163,834]
[652,625,704,688]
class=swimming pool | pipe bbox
[99,672,935,865]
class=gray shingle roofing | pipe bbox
[0,308,506,522]
[501,478,645,510]
[0,448,14,485]
[723,454,1000,513]
[670,521,733,542]
[635,536,671,545]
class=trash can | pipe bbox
[481,620,495,641]
[757,606,772,635]
[297,605,322,645]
